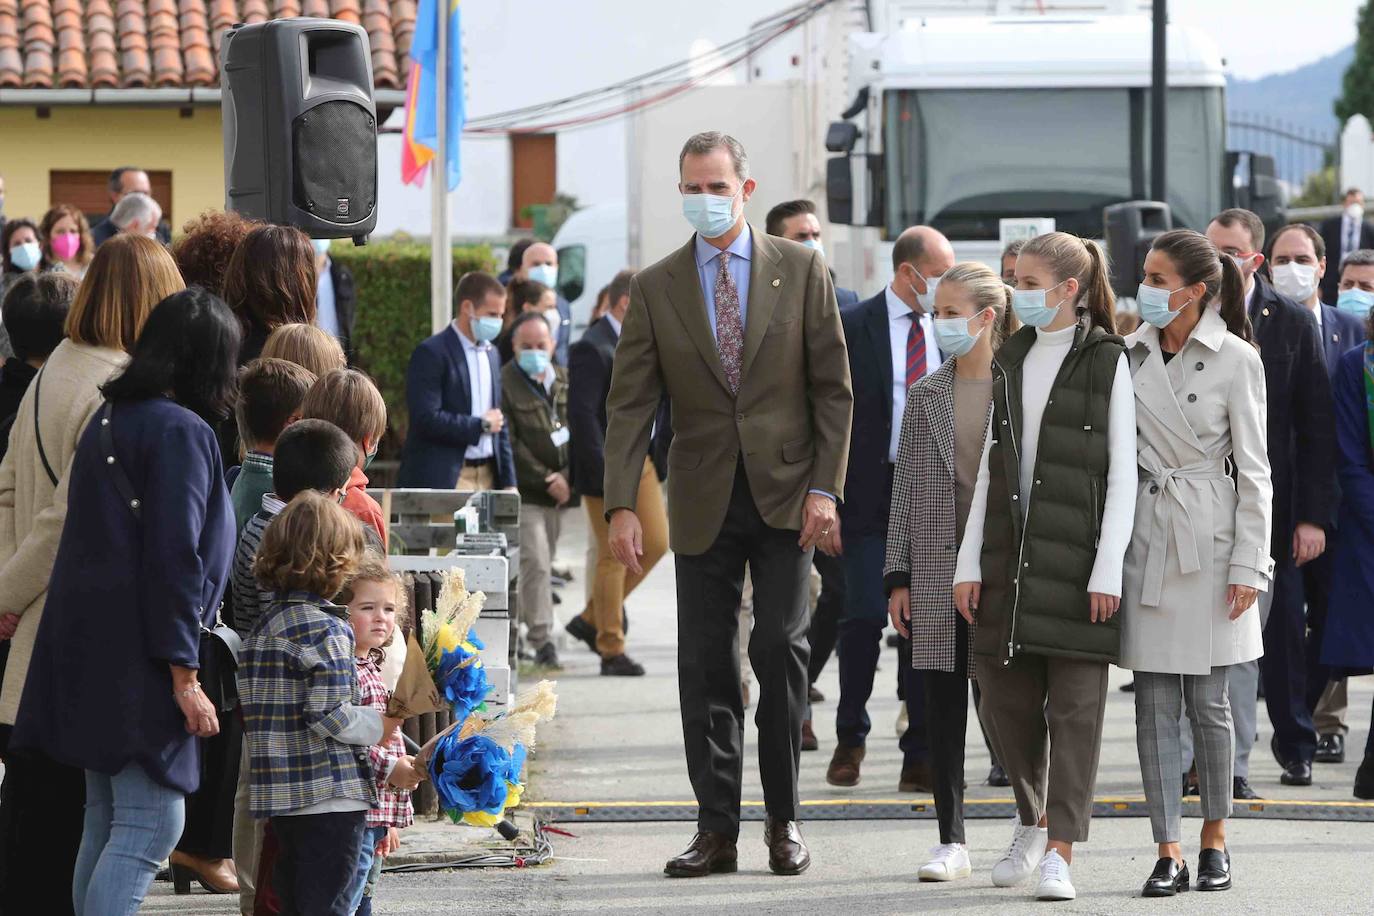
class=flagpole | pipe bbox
[429,0,452,334]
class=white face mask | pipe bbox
[908,267,942,312]
[1347,202,1365,221]
[1271,262,1318,302]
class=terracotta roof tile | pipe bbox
[0,0,414,92]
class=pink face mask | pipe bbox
[51,232,80,261]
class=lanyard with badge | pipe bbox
[522,369,570,450]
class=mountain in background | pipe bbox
[1226,45,1353,139]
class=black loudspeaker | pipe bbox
[221,18,377,244]
[1103,200,1172,297]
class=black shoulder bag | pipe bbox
[100,402,242,713]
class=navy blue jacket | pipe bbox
[1250,276,1338,539]
[13,398,234,793]
[840,291,909,536]
[398,327,517,490]
[836,286,860,308]
[1319,304,1365,379]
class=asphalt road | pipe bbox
[143,509,1374,915]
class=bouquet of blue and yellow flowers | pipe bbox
[387,568,492,720]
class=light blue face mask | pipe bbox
[527,264,558,288]
[472,316,503,343]
[682,189,741,239]
[1010,280,1068,328]
[801,238,824,255]
[1336,287,1374,319]
[517,348,551,378]
[1136,283,1187,329]
[934,312,987,358]
[8,241,40,272]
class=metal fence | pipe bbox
[1227,111,1337,192]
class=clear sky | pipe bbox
[1169,0,1363,79]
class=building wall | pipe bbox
[0,106,224,231]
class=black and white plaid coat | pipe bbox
[884,360,981,675]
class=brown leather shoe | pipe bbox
[764,817,810,875]
[664,831,738,878]
[169,850,239,894]
[826,744,864,787]
[899,759,933,793]
[800,718,819,752]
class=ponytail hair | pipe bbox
[939,261,1020,348]
[1019,231,1116,333]
[1149,229,1255,345]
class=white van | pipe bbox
[551,201,628,342]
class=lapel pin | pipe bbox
[1262,307,1270,316]
[772,278,781,287]
[1333,333,1339,342]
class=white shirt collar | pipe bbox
[885,282,921,321]
[450,322,487,352]
[606,313,623,336]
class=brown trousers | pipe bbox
[977,653,1109,843]
[580,458,668,656]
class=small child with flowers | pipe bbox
[341,553,422,915]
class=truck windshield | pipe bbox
[883,86,1224,240]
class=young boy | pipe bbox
[340,554,419,915]
[240,492,403,915]
[301,368,389,548]
[230,417,364,916]
[229,358,317,533]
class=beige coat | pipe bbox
[1120,308,1274,676]
[0,340,128,724]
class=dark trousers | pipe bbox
[836,531,927,762]
[270,811,366,916]
[807,551,844,685]
[674,465,812,838]
[1302,553,1345,727]
[922,620,971,844]
[1263,556,1319,765]
[177,707,242,859]
[0,746,85,916]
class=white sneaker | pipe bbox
[918,843,972,882]
[990,819,1048,887]
[1035,850,1076,901]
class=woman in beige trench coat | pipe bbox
[1120,230,1273,899]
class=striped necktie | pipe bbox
[906,312,927,387]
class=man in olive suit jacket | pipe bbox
[601,132,853,879]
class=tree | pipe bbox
[1335,2,1374,123]
[1290,164,1338,208]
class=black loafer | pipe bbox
[1355,755,1374,800]
[1232,777,1260,800]
[986,762,1010,787]
[1280,760,1313,787]
[1195,848,1231,891]
[600,653,646,676]
[1315,734,1345,764]
[1141,857,1190,897]
[564,615,598,654]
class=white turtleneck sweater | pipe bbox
[955,323,1137,597]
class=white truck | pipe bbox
[824,11,1280,290]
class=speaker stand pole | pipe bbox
[430,0,453,334]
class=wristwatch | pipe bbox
[481,418,494,433]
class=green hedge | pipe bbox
[330,240,496,453]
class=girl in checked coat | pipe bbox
[884,261,1016,884]
[1121,230,1274,898]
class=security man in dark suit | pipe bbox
[1207,211,1337,791]
[1318,188,1374,304]
[824,225,953,793]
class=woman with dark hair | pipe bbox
[953,231,1136,901]
[497,278,556,363]
[2,217,47,303]
[39,205,95,282]
[173,210,258,297]
[1321,304,1374,802]
[1120,229,1271,897]
[0,233,182,914]
[222,224,317,365]
[12,288,240,914]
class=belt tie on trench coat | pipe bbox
[1138,450,1231,607]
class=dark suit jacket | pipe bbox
[839,291,901,536]
[554,294,571,366]
[327,259,358,364]
[397,327,516,489]
[568,316,670,497]
[602,226,853,554]
[1250,276,1338,541]
[1319,215,1374,303]
[1319,304,1365,379]
[91,215,171,247]
[836,286,859,307]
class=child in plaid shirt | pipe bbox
[240,492,406,916]
[340,554,421,915]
